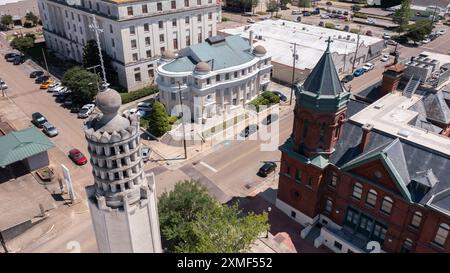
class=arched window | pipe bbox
[366,189,378,207]
[325,197,333,214]
[352,183,363,200]
[410,211,422,229]
[434,223,450,247]
[380,196,394,215]
[401,238,414,253]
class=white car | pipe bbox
[77,104,95,118]
[438,29,446,35]
[382,34,391,40]
[53,86,68,96]
[48,82,61,89]
[247,18,256,24]
[422,38,431,44]
[0,80,8,90]
[362,62,375,71]
[381,55,390,62]
[320,14,330,19]
[137,102,152,111]
[123,108,146,117]
[366,19,375,24]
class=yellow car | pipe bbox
[40,79,54,89]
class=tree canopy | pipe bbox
[406,20,433,42]
[393,0,411,32]
[10,36,34,52]
[158,180,269,253]
[62,67,100,107]
[1,15,13,29]
[25,12,39,26]
[147,101,171,137]
[297,0,311,8]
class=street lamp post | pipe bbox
[266,206,272,238]
[177,82,188,159]
[289,42,298,106]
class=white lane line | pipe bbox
[199,161,218,173]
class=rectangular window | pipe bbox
[330,172,338,188]
[216,75,220,82]
[291,211,296,218]
[286,166,291,177]
[159,21,164,29]
[172,19,177,27]
[131,39,137,49]
[171,0,176,9]
[146,50,152,58]
[352,183,363,200]
[127,6,133,16]
[225,73,230,80]
[145,37,151,46]
[197,14,202,22]
[157,2,162,11]
[109,24,113,33]
[160,46,165,53]
[129,26,135,35]
[132,53,138,61]
[142,4,148,13]
[198,32,202,43]
[148,69,154,78]
[173,38,178,49]
[144,23,149,32]
[111,38,115,47]
[135,73,141,82]
[206,78,211,85]
[334,241,342,250]
[185,16,190,24]
[197,0,201,4]
[208,12,212,20]
[325,198,333,214]
[185,0,189,6]
[295,169,301,183]
[159,34,165,42]
[186,35,191,46]
[71,12,74,20]
[171,92,177,100]
[234,71,238,78]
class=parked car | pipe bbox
[13,54,25,65]
[366,19,375,25]
[312,8,320,15]
[5,53,19,62]
[383,33,391,40]
[30,70,44,78]
[31,112,47,128]
[241,124,259,138]
[362,62,375,71]
[137,102,152,111]
[247,18,256,24]
[49,85,66,93]
[35,75,50,84]
[40,79,54,89]
[438,29,446,35]
[422,38,431,44]
[353,68,365,77]
[141,146,152,162]
[386,39,398,46]
[319,21,324,27]
[271,91,287,102]
[381,54,390,62]
[343,11,349,16]
[68,149,88,165]
[0,80,8,90]
[78,104,95,118]
[292,10,302,15]
[63,97,73,108]
[365,30,373,36]
[341,74,354,83]
[320,14,330,19]
[343,25,350,32]
[258,161,277,177]
[302,11,311,16]
[42,122,58,137]
[48,82,61,90]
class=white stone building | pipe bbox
[84,87,162,253]
[37,0,221,91]
[156,34,272,124]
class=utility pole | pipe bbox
[289,42,297,106]
[177,82,187,159]
[87,64,102,92]
[41,48,49,76]
[89,14,108,88]
[351,26,361,73]
[0,78,5,97]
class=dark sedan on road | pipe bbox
[35,75,50,84]
[31,112,48,128]
[258,161,277,177]
[341,74,354,83]
[69,149,88,165]
[30,70,44,78]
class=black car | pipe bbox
[341,74,354,83]
[4,53,16,60]
[241,124,259,138]
[35,75,50,84]
[30,70,44,78]
[272,91,287,102]
[31,112,48,128]
[13,54,25,65]
[258,161,277,177]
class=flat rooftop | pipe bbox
[350,91,450,156]
[220,19,383,70]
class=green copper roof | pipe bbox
[162,35,255,73]
[296,37,350,112]
[0,127,54,168]
[279,138,329,170]
[310,155,329,169]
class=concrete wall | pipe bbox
[24,151,49,171]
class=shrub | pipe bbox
[353,12,367,19]
[147,101,170,137]
[325,22,335,29]
[350,28,360,34]
[120,86,159,104]
[168,115,179,125]
[249,91,280,112]
[221,17,230,22]
[10,36,34,52]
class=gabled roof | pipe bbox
[411,169,439,188]
[301,38,345,97]
[0,127,54,168]
[341,138,413,202]
[421,90,450,124]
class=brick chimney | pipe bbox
[379,63,406,97]
[359,123,374,152]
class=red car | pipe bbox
[69,149,88,165]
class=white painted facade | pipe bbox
[37,0,221,90]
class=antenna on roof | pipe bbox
[89,14,108,91]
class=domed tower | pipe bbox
[84,86,162,253]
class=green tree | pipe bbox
[25,12,39,26]
[62,67,100,107]
[178,204,269,253]
[262,91,280,104]
[393,0,411,32]
[158,180,217,252]
[147,101,171,137]
[10,36,34,52]
[266,0,278,16]
[158,180,270,253]
[1,15,13,29]
[406,20,433,42]
[297,0,311,9]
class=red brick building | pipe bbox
[276,40,450,253]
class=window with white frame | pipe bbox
[352,182,363,200]
[410,211,422,229]
[434,223,450,247]
[380,196,393,215]
[366,189,377,207]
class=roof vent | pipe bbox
[398,129,411,138]
[374,103,384,109]
[205,36,226,45]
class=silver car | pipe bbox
[42,122,58,137]
[78,104,95,118]
[141,146,152,162]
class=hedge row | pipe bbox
[120,86,159,104]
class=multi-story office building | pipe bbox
[156,34,272,123]
[38,0,221,91]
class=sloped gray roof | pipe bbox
[411,169,439,188]
[421,90,450,124]
[301,40,345,97]
[408,102,444,133]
